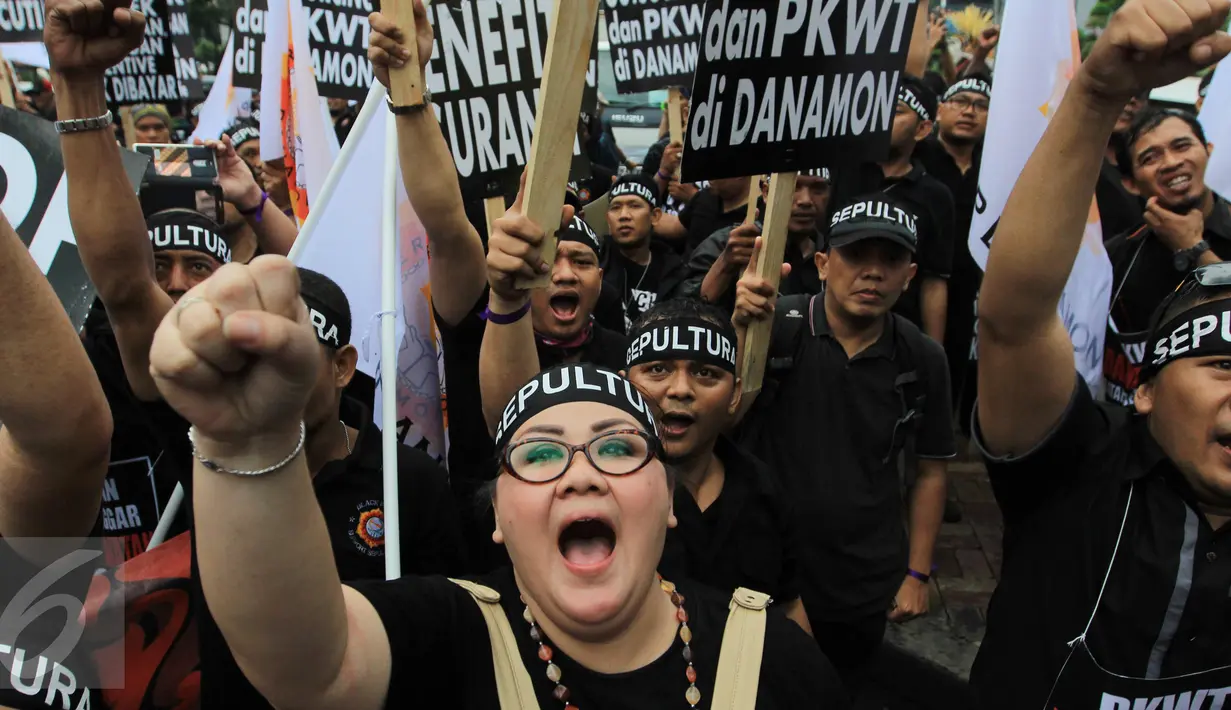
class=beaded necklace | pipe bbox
[521,576,701,708]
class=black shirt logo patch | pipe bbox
[348,500,385,557]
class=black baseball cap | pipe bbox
[827,195,919,253]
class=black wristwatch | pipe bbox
[385,87,432,116]
[1174,240,1211,272]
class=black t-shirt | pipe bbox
[614,253,665,330]
[350,566,846,708]
[82,320,191,566]
[0,538,100,710]
[680,189,749,256]
[1096,159,1145,241]
[740,300,955,621]
[660,437,799,601]
[971,379,1231,710]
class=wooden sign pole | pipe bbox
[0,51,15,109]
[514,0,601,290]
[743,175,763,225]
[483,195,507,239]
[119,107,138,147]
[667,87,684,178]
[384,0,425,107]
[739,171,798,396]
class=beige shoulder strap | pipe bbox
[449,579,539,710]
[711,587,771,710]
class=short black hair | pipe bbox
[629,296,733,336]
[297,267,352,349]
[1151,282,1231,336]
[1116,107,1208,178]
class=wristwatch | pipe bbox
[385,87,433,116]
[1173,240,1211,272]
[55,110,114,134]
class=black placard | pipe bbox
[681,0,916,183]
[426,0,595,201]
[602,0,703,95]
[0,0,43,41]
[232,0,267,90]
[168,0,204,100]
[103,0,185,105]
[304,0,380,101]
[0,107,149,331]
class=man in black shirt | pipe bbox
[830,75,957,345]
[734,195,955,690]
[1104,108,1229,405]
[678,176,755,255]
[972,4,1231,708]
[622,299,807,629]
[603,174,688,331]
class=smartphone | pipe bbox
[133,144,223,223]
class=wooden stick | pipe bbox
[119,107,138,148]
[743,176,763,225]
[385,0,424,107]
[0,50,15,109]
[514,0,601,290]
[483,195,506,239]
[739,171,798,396]
[667,87,684,178]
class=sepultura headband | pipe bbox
[1140,300,1231,380]
[899,85,932,123]
[557,215,605,258]
[610,178,659,208]
[146,209,232,264]
[942,77,992,103]
[493,364,660,451]
[625,317,738,375]
[301,293,351,349]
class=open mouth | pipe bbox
[558,518,616,570]
[1164,174,1193,192]
[661,412,696,437]
[549,293,580,321]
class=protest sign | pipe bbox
[167,0,204,101]
[0,107,149,330]
[0,0,43,42]
[103,0,184,105]
[603,0,703,94]
[425,0,597,202]
[232,0,267,90]
[681,0,917,183]
[304,0,379,100]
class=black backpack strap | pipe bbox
[766,294,816,373]
[882,315,929,463]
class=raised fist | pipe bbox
[1078,0,1231,105]
[149,256,320,448]
[44,0,146,80]
[367,2,435,92]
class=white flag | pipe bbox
[1200,67,1231,197]
[190,36,254,143]
[290,83,447,460]
[968,0,1112,394]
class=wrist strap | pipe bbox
[239,190,269,222]
[189,422,306,476]
[481,300,531,325]
[656,170,671,182]
[906,568,931,584]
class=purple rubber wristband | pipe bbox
[481,300,531,325]
[239,190,269,223]
[906,569,931,584]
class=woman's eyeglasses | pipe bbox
[502,429,660,484]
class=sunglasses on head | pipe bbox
[1153,262,1231,330]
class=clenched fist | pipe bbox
[44,0,146,80]
[1078,0,1231,105]
[149,257,320,452]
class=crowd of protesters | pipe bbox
[2,0,1231,709]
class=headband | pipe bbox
[225,123,260,148]
[610,178,659,208]
[1141,300,1231,379]
[802,167,831,181]
[898,86,932,123]
[558,215,605,258]
[301,293,351,349]
[493,364,660,451]
[942,77,992,102]
[147,210,231,264]
[626,317,738,374]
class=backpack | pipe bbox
[757,293,929,465]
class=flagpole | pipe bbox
[380,106,402,581]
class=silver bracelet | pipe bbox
[54,110,115,135]
[187,422,306,476]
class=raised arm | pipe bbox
[368,4,488,327]
[0,210,111,539]
[149,257,390,710]
[977,0,1231,456]
[46,0,171,401]
[200,134,300,257]
[904,0,932,77]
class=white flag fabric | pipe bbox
[1200,67,1231,197]
[258,0,288,163]
[968,0,1112,394]
[190,36,254,143]
[289,82,447,460]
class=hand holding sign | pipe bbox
[1078,0,1231,106]
[732,236,790,330]
[367,8,432,95]
[44,0,146,80]
[487,172,576,306]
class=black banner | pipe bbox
[426,0,595,201]
[168,0,204,101]
[304,0,379,101]
[603,0,703,95]
[0,107,149,331]
[681,0,916,183]
[0,0,43,42]
[232,0,267,90]
[103,0,184,105]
